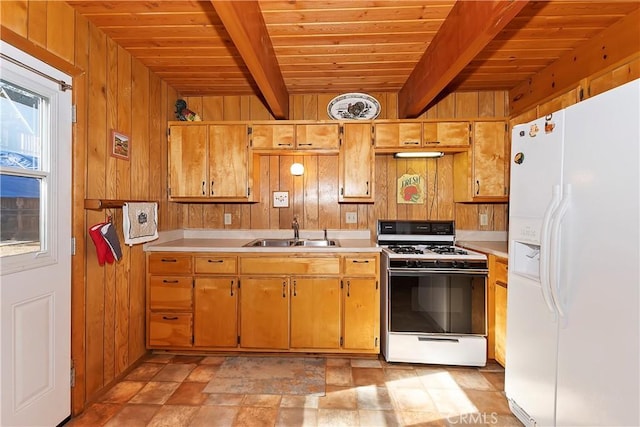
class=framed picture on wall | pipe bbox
[110,130,130,160]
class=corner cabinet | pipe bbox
[168,122,259,202]
[339,122,375,203]
[453,120,509,202]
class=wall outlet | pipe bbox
[273,191,289,208]
[479,213,488,226]
[346,212,357,224]
[224,213,232,225]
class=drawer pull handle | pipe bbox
[208,259,224,263]
[162,316,179,321]
[277,143,293,146]
[161,258,177,263]
[298,143,312,146]
[402,141,420,145]
[162,280,179,284]
[418,336,460,343]
[352,260,369,264]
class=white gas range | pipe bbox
[377,220,489,367]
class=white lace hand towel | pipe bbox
[123,202,158,246]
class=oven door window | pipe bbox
[389,272,486,335]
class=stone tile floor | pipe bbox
[65,354,522,426]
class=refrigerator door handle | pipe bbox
[549,184,571,317]
[539,184,561,313]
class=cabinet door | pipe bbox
[209,124,249,199]
[343,278,379,350]
[168,124,208,198]
[290,277,341,349]
[296,123,340,150]
[473,121,507,197]
[240,277,289,349]
[251,123,295,149]
[495,281,507,367]
[339,123,374,202]
[375,122,422,148]
[423,122,470,147]
[194,277,238,347]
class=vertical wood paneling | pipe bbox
[85,23,107,398]
[27,1,46,46]
[45,1,74,63]
[1,1,28,36]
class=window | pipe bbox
[0,41,72,273]
[0,80,46,257]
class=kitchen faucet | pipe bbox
[292,216,300,240]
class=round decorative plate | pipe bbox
[327,93,380,120]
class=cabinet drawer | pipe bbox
[495,258,508,285]
[240,256,340,275]
[149,276,193,310]
[148,254,192,274]
[195,256,237,274]
[149,313,192,347]
[343,256,378,276]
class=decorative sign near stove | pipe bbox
[397,174,425,204]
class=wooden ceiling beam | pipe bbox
[397,0,530,118]
[211,0,289,119]
[509,9,640,115]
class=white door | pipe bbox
[0,41,72,426]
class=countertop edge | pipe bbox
[457,240,508,259]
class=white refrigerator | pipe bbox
[505,78,640,427]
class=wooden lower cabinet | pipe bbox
[147,252,379,354]
[149,313,193,347]
[239,277,290,349]
[194,277,238,347]
[290,277,341,349]
[343,277,379,350]
[494,281,507,366]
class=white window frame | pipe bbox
[0,41,71,275]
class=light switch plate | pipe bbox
[224,213,232,225]
[273,191,289,208]
[479,213,488,226]
[346,212,357,224]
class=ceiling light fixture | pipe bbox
[394,152,445,158]
[290,162,305,176]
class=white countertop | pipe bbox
[457,240,508,259]
[144,229,380,253]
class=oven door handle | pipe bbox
[417,336,460,343]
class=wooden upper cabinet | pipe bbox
[295,123,340,150]
[168,123,208,198]
[168,122,257,202]
[423,121,471,148]
[374,121,422,148]
[250,122,339,151]
[339,123,375,203]
[453,120,509,202]
[250,123,295,149]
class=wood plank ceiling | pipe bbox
[66,0,639,118]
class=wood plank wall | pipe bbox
[177,91,510,238]
[1,0,181,412]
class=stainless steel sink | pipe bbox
[245,239,295,247]
[244,238,339,247]
[293,239,338,247]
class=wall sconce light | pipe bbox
[290,162,305,176]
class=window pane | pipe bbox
[0,79,42,170]
[0,174,41,256]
